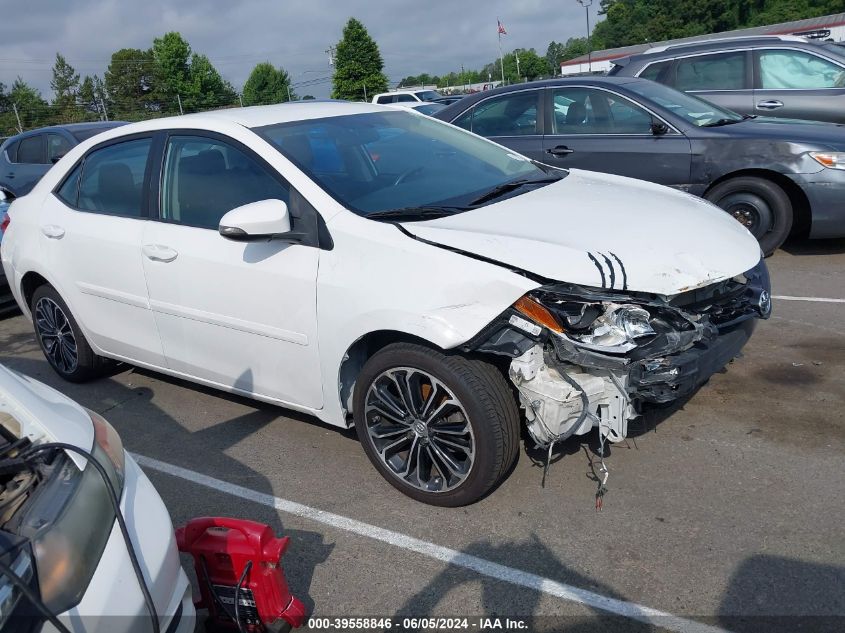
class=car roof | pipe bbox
[2,121,126,142]
[616,35,824,66]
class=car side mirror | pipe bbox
[218,199,303,242]
[651,120,669,136]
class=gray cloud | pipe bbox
[0,0,597,99]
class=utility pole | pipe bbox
[176,93,184,115]
[576,0,593,73]
[461,64,466,92]
[99,97,109,122]
[325,46,336,66]
[239,94,244,107]
[287,85,291,102]
[362,83,367,102]
[516,52,521,82]
[12,104,22,134]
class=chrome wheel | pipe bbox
[35,297,78,374]
[364,367,475,493]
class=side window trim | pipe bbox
[50,132,155,219]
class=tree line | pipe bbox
[401,0,843,89]
[0,32,299,136]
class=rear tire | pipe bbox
[705,176,792,256]
[353,343,520,506]
[31,285,112,382]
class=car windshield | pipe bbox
[624,80,744,127]
[257,110,558,217]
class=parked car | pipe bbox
[607,35,845,124]
[1,102,770,505]
[432,95,466,106]
[371,89,443,104]
[434,76,845,254]
[0,363,194,631]
[0,122,125,199]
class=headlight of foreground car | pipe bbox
[809,151,845,170]
[513,295,661,354]
[16,410,125,612]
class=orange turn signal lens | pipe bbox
[513,296,564,333]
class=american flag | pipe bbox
[497,19,507,35]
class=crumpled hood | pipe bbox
[401,169,761,296]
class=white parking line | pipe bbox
[773,295,845,304]
[133,453,729,633]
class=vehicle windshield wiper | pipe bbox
[468,176,561,207]
[366,205,466,221]
[701,117,744,128]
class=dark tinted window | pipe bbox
[376,95,394,104]
[17,136,43,164]
[161,136,289,230]
[56,163,82,206]
[757,50,845,89]
[639,59,673,83]
[77,138,151,217]
[396,94,416,102]
[47,134,73,163]
[469,92,538,136]
[675,51,746,91]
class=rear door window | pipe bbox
[757,49,845,89]
[468,91,539,136]
[47,134,73,163]
[675,51,747,91]
[16,135,44,164]
[77,138,151,217]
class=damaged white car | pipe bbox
[0,102,770,505]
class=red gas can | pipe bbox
[176,517,307,632]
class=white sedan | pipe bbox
[0,102,771,505]
[0,364,193,631]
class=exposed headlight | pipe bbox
[809,151,845,170]
[571,304,656,352]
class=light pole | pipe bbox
[576,0,593,73]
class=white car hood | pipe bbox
[0,365,93,469]
[402,169,761,296]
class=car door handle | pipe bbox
[40,224,65,239]
[6,173,14,179]
[142,244,178,263]
[756,100,784,110]
[547,145,575,156]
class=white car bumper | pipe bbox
[48,455,195,633]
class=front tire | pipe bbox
[353,343,519,506]
[705,176,793,256]
[31,285,111,382]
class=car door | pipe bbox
[7,133,51,196]
[541,86,692,186]
[670,50,754,115]
[753,48,845,123]
[38,134,166,366]
[140,131,322,409]
[451,89,544,161]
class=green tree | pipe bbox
[105,48,155,119]
[331,18,388,101]
[78,76,101,120]
[509,49,548,81]
[7,78,50,131]
[242,62,294,105]
[50,53,81,121]
[185,53,238,111]
[152,32,192,113]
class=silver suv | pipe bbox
[608,36,845,124]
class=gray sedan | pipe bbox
[434,77,845,254]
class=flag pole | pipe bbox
[497,17,505,85]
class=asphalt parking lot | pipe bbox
[1,238,843,633]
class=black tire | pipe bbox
[30,285,112,382]
[705,176,792,256]
[353,343,520,506]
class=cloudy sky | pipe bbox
[0,0,600,99]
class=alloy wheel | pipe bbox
[34,297,78,374]
[364,367,475,493]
